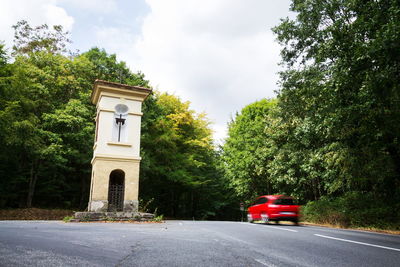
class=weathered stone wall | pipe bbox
[88,157,140,212]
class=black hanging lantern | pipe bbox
[114,104,129,142]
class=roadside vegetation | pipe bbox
[1,0,399,230]
[301,193,399,230]
[223,0,400,230]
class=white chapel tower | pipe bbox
[87,80,151,213]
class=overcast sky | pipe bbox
[0,0,293,143]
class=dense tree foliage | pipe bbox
[223,0,400,228]
[222,99,277,202]
[273,0,400,202]
[0,21,236,219]
[0,23,147,208]
[140,93,236,219]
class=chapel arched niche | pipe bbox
[108,169,125,212]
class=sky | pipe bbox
[0,0,293,143]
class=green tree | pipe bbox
[222,99,278,202]
[140,92,230,219]
[0,48,98,207]
[80,47,149,87]
[1,20,232,220]
[12,20,71,56]
[0,21,150,208]
[272,0,400,206]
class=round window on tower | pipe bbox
[115,104,129,115]
[113,104,129,142]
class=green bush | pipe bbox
[302,197,348,227]
[302,192,400,230]
[63,216,74,223]
[153,214,164,222]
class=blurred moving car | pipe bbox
[247,195,300,225]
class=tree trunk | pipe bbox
[79,174,88,210]
[317,177,322,200]
[171,190,175,217]
[26,161,39,208]
[312,179,318,201]
[191,190,195,219]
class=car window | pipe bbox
[255,197,268,205]
[274,198,295,205]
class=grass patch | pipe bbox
[63,216,74,222]
[153,214,164,222]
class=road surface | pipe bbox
[0,220,399,266]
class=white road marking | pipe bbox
[243,223,298,232]
[314,234,400,252]
[270,226,298,232]
[254,259,277,267]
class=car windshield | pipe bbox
[274,198,295,205]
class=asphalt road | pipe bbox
[0,220,399,266]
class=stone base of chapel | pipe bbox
[72,211,154,222]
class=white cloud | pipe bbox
[44,4,74,29]
[128,0,292,143]
[58,0,117,13]
[0,0,74,49]
[94,26,138,57]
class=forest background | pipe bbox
[0,0,399,229]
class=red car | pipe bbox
[247,195,300,225]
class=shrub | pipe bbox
[153,214,164,222]
[63,216,74,223]
[302,192,400,230]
